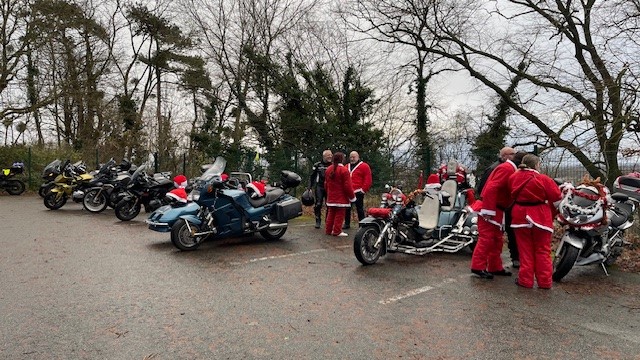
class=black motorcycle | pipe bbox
[1,162,26,195]
[114,161,174,221]
[82,159,134,213]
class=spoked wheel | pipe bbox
[5,179,26,195]
[44,192,67,210]
[260,226,287,241]
[114,198,141,221]
[171,219,204,251]
[354,225,383,265]
[552,242,580,282]
[83,188,108,213]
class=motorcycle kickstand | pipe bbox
[600,263,610,277]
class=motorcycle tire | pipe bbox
[44,192,67,210]
[171,219,204,251]
[260,226,287,241]
[114,199,141,221]
[552,243,580,282]
[5,179,26,195]
[39,183,54,198]
[83,188,108,213]
[354,225,383,265]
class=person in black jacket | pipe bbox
[309,150,333,229]
[476,147,522,268]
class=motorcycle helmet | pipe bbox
[301,189,315,206]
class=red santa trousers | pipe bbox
[470,217,506,272]
[514,227,553,288]
[325,206,347,235]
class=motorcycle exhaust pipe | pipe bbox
[267,222,288,229]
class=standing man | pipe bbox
[309,149,333,229]
[343,151,372,229]
[476,147,520,268]
[470,149,517,279]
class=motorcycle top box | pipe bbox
[613,173,640,202]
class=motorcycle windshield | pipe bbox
[97,158,116,175]
[43,159,61,175]
[200,156,227,182]
[129,164,148,183]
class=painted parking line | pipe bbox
[379,275,466,305]
[230,245,351,265]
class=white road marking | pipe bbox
[230,244,350,265]
[379,277,459,305]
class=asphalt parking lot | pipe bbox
[1,194,639,359]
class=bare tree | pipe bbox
[343,0,640,185]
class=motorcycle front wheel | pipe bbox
[171,219,204,251]
[114,198,141,221]
[552,242,580,282]
[354,225,383,265]
[44,192,67,210]
[83,188,108,213]
[5,179,25,195]
[39,183,54,198]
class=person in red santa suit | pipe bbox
[343,151,372,229]
[325,152,356,236]
[508,154,562,289]
[470,152,521,279]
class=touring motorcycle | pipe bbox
[146,156,303,251]
[82,158,133,213]
[353,177,478,265]
[43,160,94,210]
[553,179,637,281]
[113,156,174,221]
[0,162,26,195]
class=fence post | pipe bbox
[95,148,99,169]
[28,147,32,189]
[183,153,186,176]
[154,152,159,173]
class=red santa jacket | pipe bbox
[508,169,562,233]
[349,161,372,194]
[325,164,356,207]
[479,160,517,227]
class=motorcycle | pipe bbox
[43,160,94,210]
[82,158,133,213]
[39,159,62,197]
[353,177,478,265]
[0,162,26,195]
[145,163,253,234]
[146,156,303,251]
[552,179,637,281]
[113,156,174,221]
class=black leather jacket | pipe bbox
[309,161,332,188]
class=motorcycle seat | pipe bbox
[440,179,458,211]
[248,188,285,207]
[417,194,440,230]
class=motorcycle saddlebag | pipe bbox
[276,198,303,222]
[614,173,640,202]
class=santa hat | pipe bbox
[166,187,188,203]
[246,181,266,198]
[173,174,188,188]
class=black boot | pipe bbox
[471,269,494,279]
[315,218,321,229]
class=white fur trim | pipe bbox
[167,192,187,203]
[326,202,351,207]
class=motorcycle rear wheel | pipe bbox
[171,219,204,251]
[260,226,287,241]
[83,188,108,213]
[354,225,383,265]
[114,199,141,221]
[44,192,67,210]
[552,243,580,282]
[5,179,25,195]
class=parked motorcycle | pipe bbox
[43,160,94,210]
[82,158,133,213]
[354,178,478,265]
[146,166,253,234]
[0,162,26,195]
[147,156,303,251]
[39,159,62,197]
[552,180,637,281]
[113,156,174,221]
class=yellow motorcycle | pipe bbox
[43,160,94,210]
